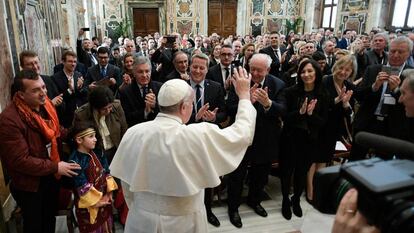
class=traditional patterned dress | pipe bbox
[69,149,118,233]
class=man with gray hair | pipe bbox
[110,67,256,233]
[367,33,389,66]
[399,69,414,119]
[226,53,286,228]
[119,56,163,127]
[352,36,414,160]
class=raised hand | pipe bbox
[299,97,308,115]
[51,94,64,106]
[77,76,84,89]
[307,99,318,115]
[231,66,251,100]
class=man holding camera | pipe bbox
[351,36,413,160]
[151,35,181,83]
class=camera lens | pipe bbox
[385,200,414,233]
[333,178,353,210]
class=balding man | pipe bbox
[352,36,414,160]
[226,53,286,228]
[110,68,256,233]
[166,51,189,81]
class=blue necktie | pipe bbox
[101,67,106,77]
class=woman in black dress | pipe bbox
[308,55,356,199]
[280,59,330,220]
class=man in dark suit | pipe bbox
[259,31,286,78]
[52,51,88,128]
[322,40,336,73]
[366,33,389,66]
[166,51,189,81]
[351,36,414,161]
[119,56,163,127]
[226,53,286,228]
[76,29,98,68]
[18,50,62,107]
[84,47,122,94]
[337,29,351,49]
[186,53,227,227]
[206,44,233,90]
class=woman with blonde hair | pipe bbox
[239,43,255,72]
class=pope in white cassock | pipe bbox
[109,66,257,233]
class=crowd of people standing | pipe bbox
[0,25,413,233]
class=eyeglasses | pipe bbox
[220,53,234,57]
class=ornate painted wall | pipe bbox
[247,0,303,36]
[337,0,369,33]
[166,0,207,36]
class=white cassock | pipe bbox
[109,99,256,233]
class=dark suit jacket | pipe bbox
[73,100,128,151]
[353,64,413,140]
[118,81,163,127]
[206,63,226,89]
[209,56,219,68]
[259,46,286,78]
[151,48,178,82]
[227,74,287,163]
[40,75,59,100]
[320,75,354,159]
[166,69,183,81]
[366,50,388,66]
[53,62,87,77]
[52,70,88,128]
[76,39,96,68]
[337,38,348,49]
[84,64,122,94]
[187,79,227,124]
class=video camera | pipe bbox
[313,132,414,233]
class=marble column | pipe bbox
[236,0,248,36]
[366,0,382,31]
[304,0,315,32]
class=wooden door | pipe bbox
[133,8,159,37]
[208,0,237,37]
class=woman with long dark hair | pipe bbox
[280,59,330,220]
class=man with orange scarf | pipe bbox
[0,70,81,233]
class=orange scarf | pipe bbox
[13,94,61,178]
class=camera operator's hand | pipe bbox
[332,189,380,233]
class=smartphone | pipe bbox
[81,27,90,31]
[381,66,391,75]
